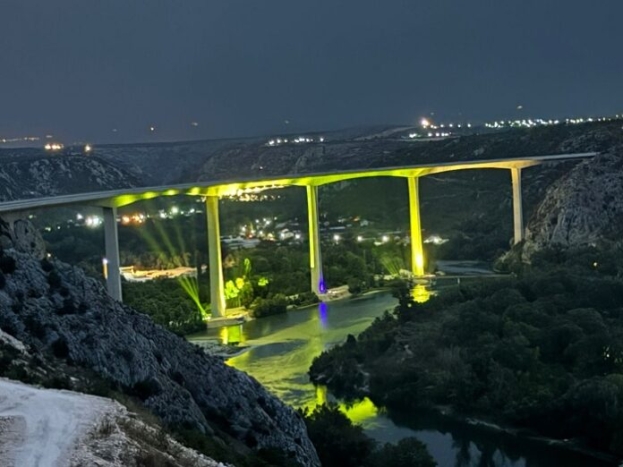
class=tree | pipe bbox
[366,438,437,467]
[299,404,374,467]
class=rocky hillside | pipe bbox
[87,121,623,186]
[0,217,319,466]
[0,152,140,202]
[524,149,623,257]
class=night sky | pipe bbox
[1,1,622,143]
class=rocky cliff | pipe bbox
[0,217,319,466]
[0,153,140,201]
[524,150,623,257]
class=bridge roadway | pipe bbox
[0,151,598,318]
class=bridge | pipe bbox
[0,152,597,318]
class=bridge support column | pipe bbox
[206,196,226,318]
[408,176,425,277]
[103,206,122,301]
[511,168,524,244]
[307,185,326,296]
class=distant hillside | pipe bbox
[87,121,623,202]
[0,153,140,202]
[189,121,623,182]
[92,125,402,186]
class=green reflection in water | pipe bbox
[313,385,379,424]
[220,324,245,345]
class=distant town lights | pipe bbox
[85,216,102,228]
[44,142,64,152]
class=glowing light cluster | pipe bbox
[484,114,621,130]
[420,118,471,131]
[424,234,449,245]
[0,136,39,144]
[44,142,64,151]
[120,213,146,225]
[266,136,325,146]
[84,215,102,228]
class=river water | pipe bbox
[189,292,616,467]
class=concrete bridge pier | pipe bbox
[103,206,123,301]
[306,185,326,296]
[206,196,226,318]
[511,168,524,244]
[408,176,425,277]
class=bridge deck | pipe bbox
[0,152,597,213]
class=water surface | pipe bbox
[189,292,616,467]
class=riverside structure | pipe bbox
[0,152,597,318]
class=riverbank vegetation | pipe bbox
[310,244,623,458]
[300,404,436,467]
[42,215,426,333]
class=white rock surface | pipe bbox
[524,152,623,257]
[0,377,119,467]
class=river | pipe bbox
[189,292,616,467]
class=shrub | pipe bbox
[0,271,5,289]
[23,314,46,339]
[348,279,363,295]
[40,257,54,272]
[129,378,162,401]
[51,337,70,359]
[366,438,436,467]
[42,375,72,390]
[299,404,374,467]
[252,294,288,318]
[56,298,76,315]
[47,270,62,289]
[0,255,16,274]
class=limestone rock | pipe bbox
[524,151,623,257]
[0,218,47,259]
[0,218,319,466]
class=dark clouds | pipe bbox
[1,0,622,143]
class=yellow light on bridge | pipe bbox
[415,252,424,272]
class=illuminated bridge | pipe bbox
[0,152,597,317]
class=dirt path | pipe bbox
[0,378,116,467]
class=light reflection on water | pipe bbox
[188,292,616,467]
